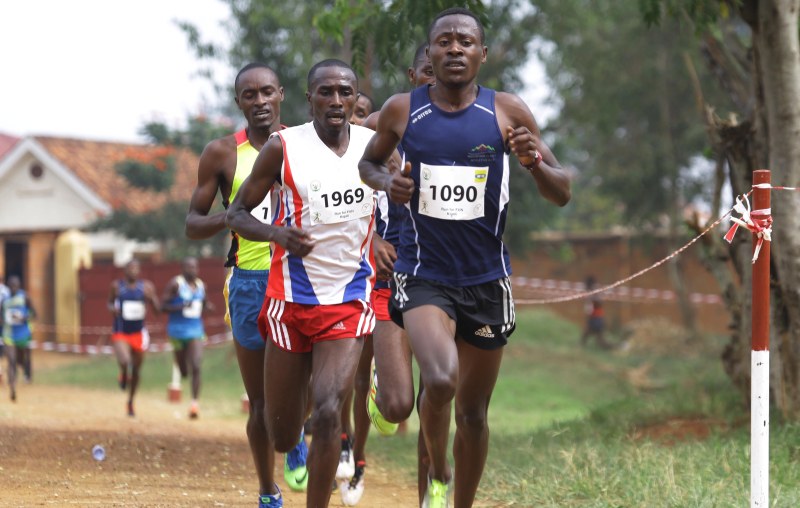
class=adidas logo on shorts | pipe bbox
[332,321,347,331]
[474,325,495,338]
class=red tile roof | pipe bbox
[0,132,20,160]
[34,136,200,214]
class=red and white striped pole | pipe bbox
[751,169,771,508]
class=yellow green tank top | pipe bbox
[224,129,272,270]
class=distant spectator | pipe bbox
[580,276,612,349]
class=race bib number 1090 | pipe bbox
[418,163,487,220]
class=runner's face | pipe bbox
[409,58,435,87]
[308,67,358,131]
[125,261,140,281]
[183,258,198,280]
[350,95,373,126]
[236,68,284,130]
[428,14,486,86]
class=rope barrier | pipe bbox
[514,184,800,305]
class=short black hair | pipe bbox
[412,43,429,68]
[307,59,357,90]
[427,7,485,45]
[234,62,278,93]
[357,92,375,111]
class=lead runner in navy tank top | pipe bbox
[396,84,511,286]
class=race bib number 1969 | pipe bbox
[309,178,373,225]
[418,163,487,220]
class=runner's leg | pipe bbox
[306,338,364,508]
[403,305,457,484]
[234,340,278,496]
[452,339,503,507]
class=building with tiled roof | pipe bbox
[0,132,19,160]
[0,135,201,338]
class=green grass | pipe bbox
[35,309,800,506]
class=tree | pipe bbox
[640,0,800,419]
[90,201,228,261]
[140,115,233,156]
[90,114,233,261]
[530,0,736,335]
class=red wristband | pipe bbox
[526,150,543,171]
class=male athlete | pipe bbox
[227,59,376,508]
[359,8,571,507]
[185,63,307,507]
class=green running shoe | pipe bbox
[422,477,451,508]
[283,431,308,492]
[366,359,398,436]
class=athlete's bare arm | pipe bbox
[107,281,120,316]
[185,136,236,240]
[143,281,161,315]
[160,278,182,313]
[359,94,415,204]
[496,92,571,206]
[225,136,315,257]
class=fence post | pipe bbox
[751,169,771,508]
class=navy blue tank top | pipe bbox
[396,85,511,286]
[113,280,146,334]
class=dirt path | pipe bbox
[0,352,418,507]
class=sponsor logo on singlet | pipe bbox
[467,143,498,164]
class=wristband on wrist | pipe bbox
[525,150,543,171]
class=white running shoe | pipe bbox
[340,464,365,506]
[335,437,355,480]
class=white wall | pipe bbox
[0,153,103,232]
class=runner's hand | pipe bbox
[274,227,315,257]
[385,161,414,204]
[507,126,542,169]
[373,235,397,281]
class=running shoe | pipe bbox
[283,431,309,492]
[258,485,283,508]
[422,477,451,508]
[336,434,355,480]
[189,401,199,420]
[10,389,16,402]
[366,359,398,436]
[340,462,365,506]
[127,401,135,417]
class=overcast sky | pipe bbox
[0,0,230,143]
[0,1,552,144]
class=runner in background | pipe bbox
[162,257,211,419]
[350,92,375,127]
[107,259,160,417]
[1,275,36,402]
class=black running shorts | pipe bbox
[389,273,516,350]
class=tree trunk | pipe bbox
[755,0,800,419]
